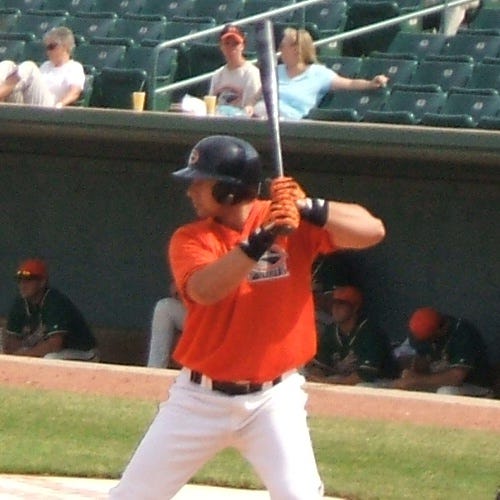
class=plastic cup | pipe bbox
[204,95,217,115]
[132,91,146,111]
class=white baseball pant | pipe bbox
[109,369,324,499]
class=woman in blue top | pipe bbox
[253,27,389,120]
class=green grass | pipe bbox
[0,385,499,499]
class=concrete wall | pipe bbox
[0,106,498,365]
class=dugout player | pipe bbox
[110,135,386,499]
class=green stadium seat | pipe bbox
[120,43,178,110]
[112,13,167,45]
[71,72,94,106]
[164,16,216,42]
[43,0,95,14]
[10,10,68,39]
[477,112,500,129]
[422,88,500,127]
[65,12,117,44]
[2,0,45,12]
[410,55,474,91]
[0,7,21,33]
[467,57,500,91]
[92,0,145,17]
[23,38,46,62]
[382,32,447,60]
[320,55,363,78]
[441,31,500,62]
[73,39,127,72]
[0,38,25,60]
[307,87,389,121]
[192,0,244,24]
[92,66,148,108]
[469,8,500,30]
[364,83,446,124]
[343,1,401,57]
[291,0,347,37]
[141,0,194,19]
[358,54,418,86]
[242,0,296,23]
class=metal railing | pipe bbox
[149,0,479,109]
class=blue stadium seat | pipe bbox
[422,88,500,127]
[364,84,446,124]
[410,55,474,91]
[307,87,389,121]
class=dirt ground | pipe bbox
[0,355,499,433]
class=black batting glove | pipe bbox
[298,198,329,227]
[239,226,277,261]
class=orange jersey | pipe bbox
[169,200,336,383]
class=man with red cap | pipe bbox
[306,284,399,386]
[390,307,492,396]
[208,24,261,116]
[2,258,98,361]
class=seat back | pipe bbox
[365,84,446,123]
[242,0,296,23]
[0,38,25,60]
[73,39,127,71]
[468,57,500,91]
[164,16,215,41]
[0,7,21,32]
[358,55,418,86]
[1,0,45,12]
[92,0,145,17]
[11,10,68,39]
[441,32,500,62]
[385,32,447,60]
[141,0,194,18]
[411,56,474,90]
[469,8,500,31]
[65,12,117,43]
[292,0,347,35]
[71,72,94,106]
[320,55,363,78]
[310,87,389,121]
[44,0,95,14]
[23,38,46,62]
[113,14,167,45]
[192,0,244,24]
[422,88,500,127]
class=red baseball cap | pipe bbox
[220,25,245,44]
[16,258,48,280]
[408,307,441,340]
[332,286,363,309]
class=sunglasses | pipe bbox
[45,42,59,51]
[15,271,42,281]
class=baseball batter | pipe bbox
[110,135,386,499]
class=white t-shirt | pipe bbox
[39,59,85,104]
[209,61,261,108]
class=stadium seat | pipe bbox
[0,7,21,33]
[164,16,216,42]
[73,39,127,72]
[192,0,244,24]
[477,112,500,129]
[410,55,474,91]
[23,38,46,62]
[120,43,178,110]
[467,57,500,91]
[92,66,148,108]
[92,0,145,17]
[71,72,94,106]
[364,83,446,124]
[43,0,95,14]
[343,1,401,56]
[65,12,117,44]
[141,0,195,19]
[358,54,418,86]
[10,10,68,39]
[307,87,389,121]
[382,32,447,60]
[0,38,25,60]
[1,0,45,12]
[441,31,500,62]
[422,88,500,127]
[469,8,500,31]
[112,13,167,45]
[320,55,363,78]
[291,0,348,37]
[242,0,296,23]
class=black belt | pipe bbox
[189,370,282,396]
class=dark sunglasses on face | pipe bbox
[45,42,59,51]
